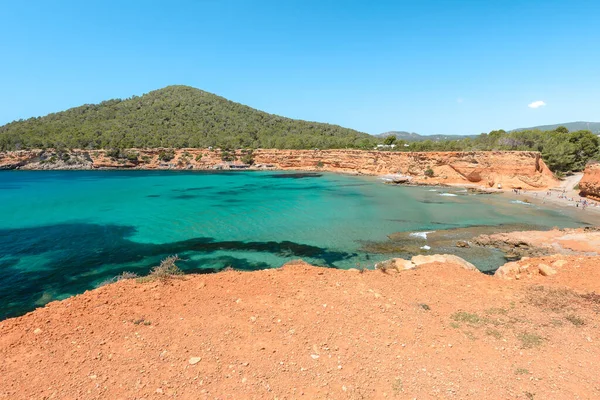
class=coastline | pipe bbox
[0,148,558,190]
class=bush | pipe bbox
[424,167,434,177]
[105,148,123,159]
[221,149,236,162]
[98,271,139,287]
[195,154,203,162]
[141,255,184,282]
[158,149,175,162]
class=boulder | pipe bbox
[410,254,478,271]
[538,263,557,276]
[374,258,416,272]
[494,261,521,279]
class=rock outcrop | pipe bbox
[375,254,479,272]
[495,256,575,280]
[579,162,600,200]
[0,149,558,189]
[473,227,600,260]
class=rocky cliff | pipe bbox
[579,162,600,200]
[0,149,557,189]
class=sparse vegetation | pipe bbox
[132,317,152,326]
[138,255,184,283]
[565,314,585,326]
[515,368,530,375]
[424,167,434,177]
[240,149,254,165]
[485,307,508,315]
[451,311,481,325]
[220,149,236,162]
[158,149,175,162]
[392,377,403,394]
[98,271,139,287]
[418,303,431,311]
[485,328,502,339]
[517,332,544,349]
[526,285,580,312]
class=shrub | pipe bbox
[221,149,236,162]
[142,255,184,282]
[240,150,254,165]
[98,271,139,287]
[424,167,434,177]
[158,149,175,162]
[195,154,203,162]
[105,148,123,159]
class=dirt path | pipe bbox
[1,258,599,399]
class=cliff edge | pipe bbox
[0,149,558,189]
[1,257,599,399]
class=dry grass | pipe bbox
[565,314,585,326]
[517,332,544,349]
[525,285,580,312]
[98,271,139,287]
[138,255,184,283]
[451,311,481,325]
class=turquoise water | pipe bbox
[0,170,592,319]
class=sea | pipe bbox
[0,170,594,319]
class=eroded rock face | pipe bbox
[579,163,600,200]
[0,149,558,189]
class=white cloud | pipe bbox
[528,100,546,109]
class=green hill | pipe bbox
[511,122,600,134]
[0,85,376,151]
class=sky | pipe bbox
[0,0,598,135]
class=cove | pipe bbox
[0,170,593,319]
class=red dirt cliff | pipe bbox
[579,162,600,200]
[0,149,557,189]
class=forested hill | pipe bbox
[511,122,600,134]
[0,86,376,150]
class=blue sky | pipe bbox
[0,0,598,135]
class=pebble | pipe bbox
[311,354,320,359]
[33,328,42,335]
[189,357,202,365]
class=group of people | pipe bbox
[515,188,596,210]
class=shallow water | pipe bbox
[0,170,593,319]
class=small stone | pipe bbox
[189,357,202,365]
[538,264,557,276]
[311,354,320,360]
[33,328,42,335]
[156,388,164,394]
[552,259,568,268]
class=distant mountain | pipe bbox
[510,121,600,134]
[376,121,600,142]
[374,131,476,142]
[0,85,375,150]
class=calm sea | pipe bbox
[0,170,592,319]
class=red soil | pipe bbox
[1,258,599,399]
